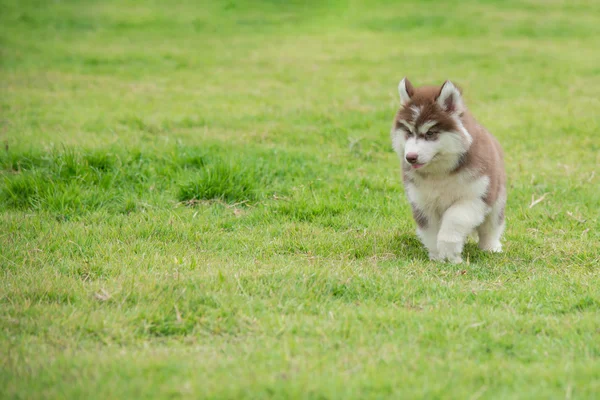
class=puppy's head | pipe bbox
[391,78,471,172]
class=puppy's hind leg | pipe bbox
[477,207,505,253]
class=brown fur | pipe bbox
[453,111,505,206]
[395,86,460,139]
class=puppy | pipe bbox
[391,78,506,263]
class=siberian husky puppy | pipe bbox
[391,78,506,263]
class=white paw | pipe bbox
[479,242,502,253]
[445,254,463,264]
[428,252,442,261]
[437,240,464,264]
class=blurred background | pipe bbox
[1,0,598,253]
[2,0,599,153]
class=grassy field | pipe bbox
[1,0,599,398]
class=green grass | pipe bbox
[1,0,599,398]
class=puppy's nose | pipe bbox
[405,153,419,164]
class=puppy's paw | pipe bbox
[437,240,463,264]
[479,241,502,253]
[445,254,463,264]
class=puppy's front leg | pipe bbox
[410,203,440,260]
[417,224,441,261]
[437,199,487,263]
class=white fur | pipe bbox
[391,126,466,168]
[453,116,473,146]
[391,129,405,157]
[404,136,437,165]
[417,222,440,260]
[406,172,491,263]
[417,120,437,134]
[397,120,414,133]
[398,78,411,106]
[410,105,421,121]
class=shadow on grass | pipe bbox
[387,232,429,261]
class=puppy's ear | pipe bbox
[436,80,464,114]
[398,77,414,106]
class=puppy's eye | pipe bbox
[426,130,437,136]
[398,126,412,136]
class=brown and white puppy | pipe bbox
[391,78,506,263]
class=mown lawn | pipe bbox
[1,0,599,398]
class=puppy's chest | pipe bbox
[405,173,486,215]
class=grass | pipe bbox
[1,0,599,398]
